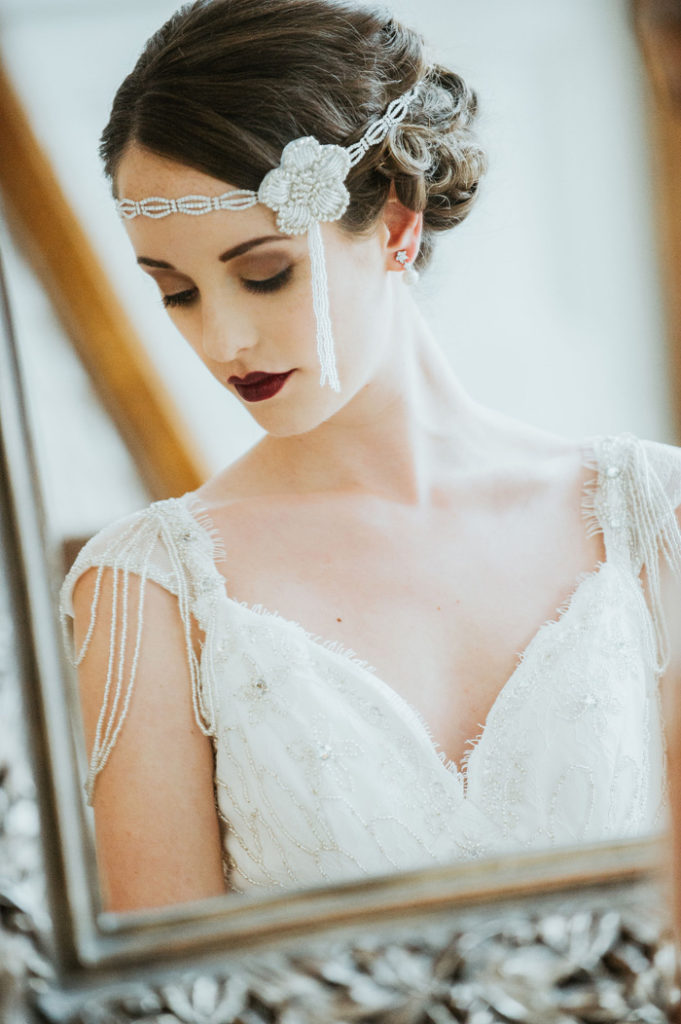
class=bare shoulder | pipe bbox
[189,439,329,545]
[460,410,591,508]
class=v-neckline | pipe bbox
[179,434,618,787]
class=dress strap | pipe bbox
[60,497,225,803]
[583,433,681,673]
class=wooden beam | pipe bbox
[634,0,681,440]
[0,59,209,500]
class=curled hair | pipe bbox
[100,0,486,271]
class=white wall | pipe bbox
[0,0,673,538]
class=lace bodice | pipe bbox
[60,434,681,894]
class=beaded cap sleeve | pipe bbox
[59,434,681,894]
[60,499,226,801]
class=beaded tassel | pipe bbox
[308,221,340,391]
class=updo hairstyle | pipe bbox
[100,0,486,272]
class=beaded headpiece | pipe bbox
[115,79,426,392]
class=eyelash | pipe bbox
[162,266,293,308]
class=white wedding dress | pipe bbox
[60,434,681,894]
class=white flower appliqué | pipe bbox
[257,136,352,236]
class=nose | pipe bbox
[199,299,256,364]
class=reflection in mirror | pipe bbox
[2,0,681,918]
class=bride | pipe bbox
[60,0,681,911]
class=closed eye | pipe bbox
[242,265,293,294]
[161,266,293,308]
[162,287,197,309]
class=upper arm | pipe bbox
[660,505,681,939]
[660,505,681,707]
[72,565,227,912]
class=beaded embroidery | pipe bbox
[59,434,681,891]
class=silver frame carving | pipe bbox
[0,241,675,1016]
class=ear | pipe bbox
[381,182,423,271]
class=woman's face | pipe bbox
[115,145,418,437]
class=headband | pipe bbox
[115,78,427,392]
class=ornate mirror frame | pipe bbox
[0,241,679,1021]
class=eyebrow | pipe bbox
[136,234,287,270]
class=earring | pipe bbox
[395,249,420,285]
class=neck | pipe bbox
[257,292,485,506]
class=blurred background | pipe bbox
[0,0,679,561]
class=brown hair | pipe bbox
[100,0,486,271]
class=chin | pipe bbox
[253,389,350,437]
[239,362,367,436]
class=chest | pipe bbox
[211,494,605,769]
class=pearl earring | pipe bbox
[395,249,419,285]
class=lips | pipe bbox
[229,370,294,402]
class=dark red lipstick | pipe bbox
[229,370,294,402]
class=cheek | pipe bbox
[330,254,388,363]
[333,237,385,318]
[257,278,320,360]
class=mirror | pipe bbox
[1,216,679,1020]
[1,0,680,938]
[2,0,681,1018]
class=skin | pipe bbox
[73,143,679,912]
[659,561,681,936]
